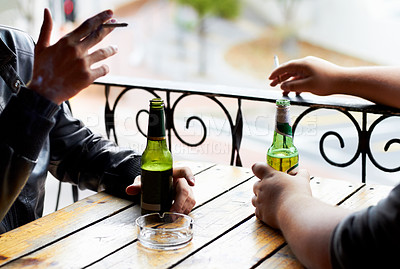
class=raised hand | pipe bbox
[28,9,118,104]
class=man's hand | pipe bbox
[269,56,342,97]
[28,9,118,104]
[126,167,196,214]
[251,162,311,228]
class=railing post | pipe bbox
[233,99,243,166]
[104,85,117,143]
[361,112,368,183]
[165,92,172,151]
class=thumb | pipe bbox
[36,8,53,54]
[125,176,141,196]
[252,162,275,180]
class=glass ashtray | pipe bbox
[136,212,194,250]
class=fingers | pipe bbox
[90,64,110,81]
[126,175,141,196]
[280,76,312,93]
[88,45,118,65]
[270,72,296,87]
[170,178,196,214]
[80,22,115,50]
[170,167,196,214]
[173,167,195,186]
[36,8,53,54]
[69,10,114,43]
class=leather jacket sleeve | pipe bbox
[0,87,59,222]
[48,102,142,200]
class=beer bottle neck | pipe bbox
[147,107,166,140]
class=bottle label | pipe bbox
[276,122,292,137]
[275,106,292,137]
[140,168,173,214]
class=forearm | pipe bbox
[336,66,400,109]
[48,104,141,197]
[0,147,35,222]
[0,87,59,221]
[278,195,352,269]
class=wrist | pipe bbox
[331,66,353,95]
[28,76,62,105]
[18,86,60,118]
[276,192,311,229]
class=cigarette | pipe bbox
[274,55,282,83]
[103,22,128,28]
[274,55,280,68]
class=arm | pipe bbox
[0,9,119,221]
[30,9,196,212]
[269,56,400,109]
[0,88,59,222]
[252,162,352,269]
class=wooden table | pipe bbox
[0,161,394,268]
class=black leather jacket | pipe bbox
[0,25,141,234]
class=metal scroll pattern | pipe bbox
[104,85,160,144]
[292,107,400,183]
[104,87,243,166]
[102,84,400,182]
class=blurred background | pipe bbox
[2,0,400,213]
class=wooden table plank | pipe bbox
[3,160,392,269]
[0,161,215,267]
[173,176,362,269]
[0,192,131,266]
[310,177,364,205]
[87,178,258,269]
[2,164,253,268]
[339,184,394,210]
[174,160,216,175]
[175,216,284,268]
[192,164,253,207]
[257,245,304,269]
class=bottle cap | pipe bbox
[150,98,164,108]
[276,99,290,106]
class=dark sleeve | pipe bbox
[0,87,59,222]
[330,184,400,268]
[48,102,141,200]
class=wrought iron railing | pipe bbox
[94,76,400,184]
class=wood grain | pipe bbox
[0,161,215,267]
[0,192,132,266]
[2,161,393,269]
[257,245,304,269]
[87,178,258,268]
[310,177,363,205]
[2,163,253,268]
[173,176,364,269]
[339,184,394,210]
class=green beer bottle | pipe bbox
[140,98,173,215]
[267,99,299,174]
